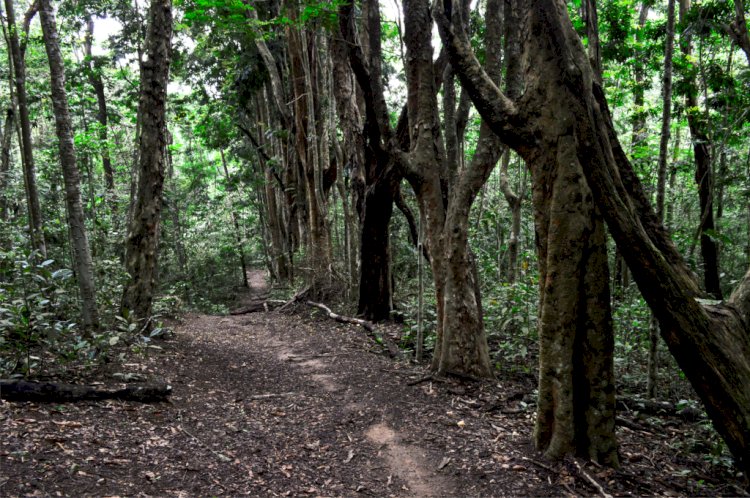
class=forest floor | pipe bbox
[1,270,749,497]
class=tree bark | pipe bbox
[3,0,45,257]
[121,0,173,326]
[499,0,524,284]
[437,0,750,477]
[39,0,100,331]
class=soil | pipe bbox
[1,270,748,497]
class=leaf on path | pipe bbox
[438,457,451,470]
[344,449,354,463]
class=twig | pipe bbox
[248,392,296,400]
[573,459,613,498]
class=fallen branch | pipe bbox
[615,416,655,435]
[573,459,613,498]
[304,300,402,359]
[230,299,285,315]
[277,286,311,312]
[0,379,172,403]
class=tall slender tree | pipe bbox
[679,0,722,299]
[38,0,100,331]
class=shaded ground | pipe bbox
[1,270,748,496]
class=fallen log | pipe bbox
[305,301,402,359]
[0,379,172,403]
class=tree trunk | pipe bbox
[219,150,249,288]
[0,106,13,222]
[39,0,100,331]
[286,14,332,293]
[499,0,524,284]
[84,18,114,192]
[338,0,400,321]
[436,0,618,466]
[438,0,750,477]
[648,0,676,400]
[121,0,172,326]
[3,0,45,257]
[727,0,750,66]
[679,0,722,300]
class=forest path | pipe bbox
[3,270,747,496]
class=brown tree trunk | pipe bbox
[402,0,495,379]
[499,0,524,284]
[648,0,676,400]
[3,0,45,257]
[121,0,172,326]
[219,150,248,288]
[39,0,100,331]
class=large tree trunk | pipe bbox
[3,0,45,257]
[438,0,750,477]
[436,0,617,466]
[121,0,172,326]
[403,0,495,379]
[337,0,401,321]
[39,0,100,331]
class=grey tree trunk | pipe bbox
[121,0,173,327]
[39,0,100,331]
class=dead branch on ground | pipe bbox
[304,300,402,359]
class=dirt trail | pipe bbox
[2,270,747,496]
